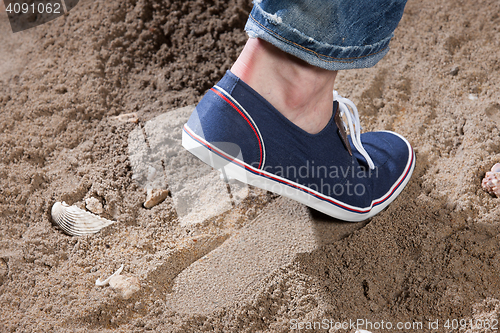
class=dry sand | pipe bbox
[1,0,500,332]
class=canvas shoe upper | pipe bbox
[182,71,414,221]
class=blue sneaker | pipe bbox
[182,71,415,222]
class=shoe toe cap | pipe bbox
[356,131,414,200]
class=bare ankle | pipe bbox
[231,38,337,134]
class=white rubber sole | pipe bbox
[182,125,415,222]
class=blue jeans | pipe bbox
[245,0,408,70]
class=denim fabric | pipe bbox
[245,0,408,70]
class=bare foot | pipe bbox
[231,38,337,134]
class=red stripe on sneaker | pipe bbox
[184,125,414,215]
[184,125,369,213]
[373,145,414,207]
[210,87,264,169]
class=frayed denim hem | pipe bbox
[244,3,395,71]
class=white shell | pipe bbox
[482,163,500,198]
[96,264,140,299]
[51,201,115,236]
[96,264,124,286]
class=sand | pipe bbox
[1,0,500,332]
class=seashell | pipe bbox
[482,163,500,197]
[96,264,140,299]
[96,264,124,286]
[51,201,115,236]
[85,197,104,214]
[143,188,169,209]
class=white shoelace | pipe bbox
[333,90,375,170]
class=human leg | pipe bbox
[244,0,408,71]
[231,37,337,135]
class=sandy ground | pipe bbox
[1,0,500,332]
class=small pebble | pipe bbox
[85,197,104,214]
[109,275,140,299]
[112,112,139,124]
[144,188,169,209]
